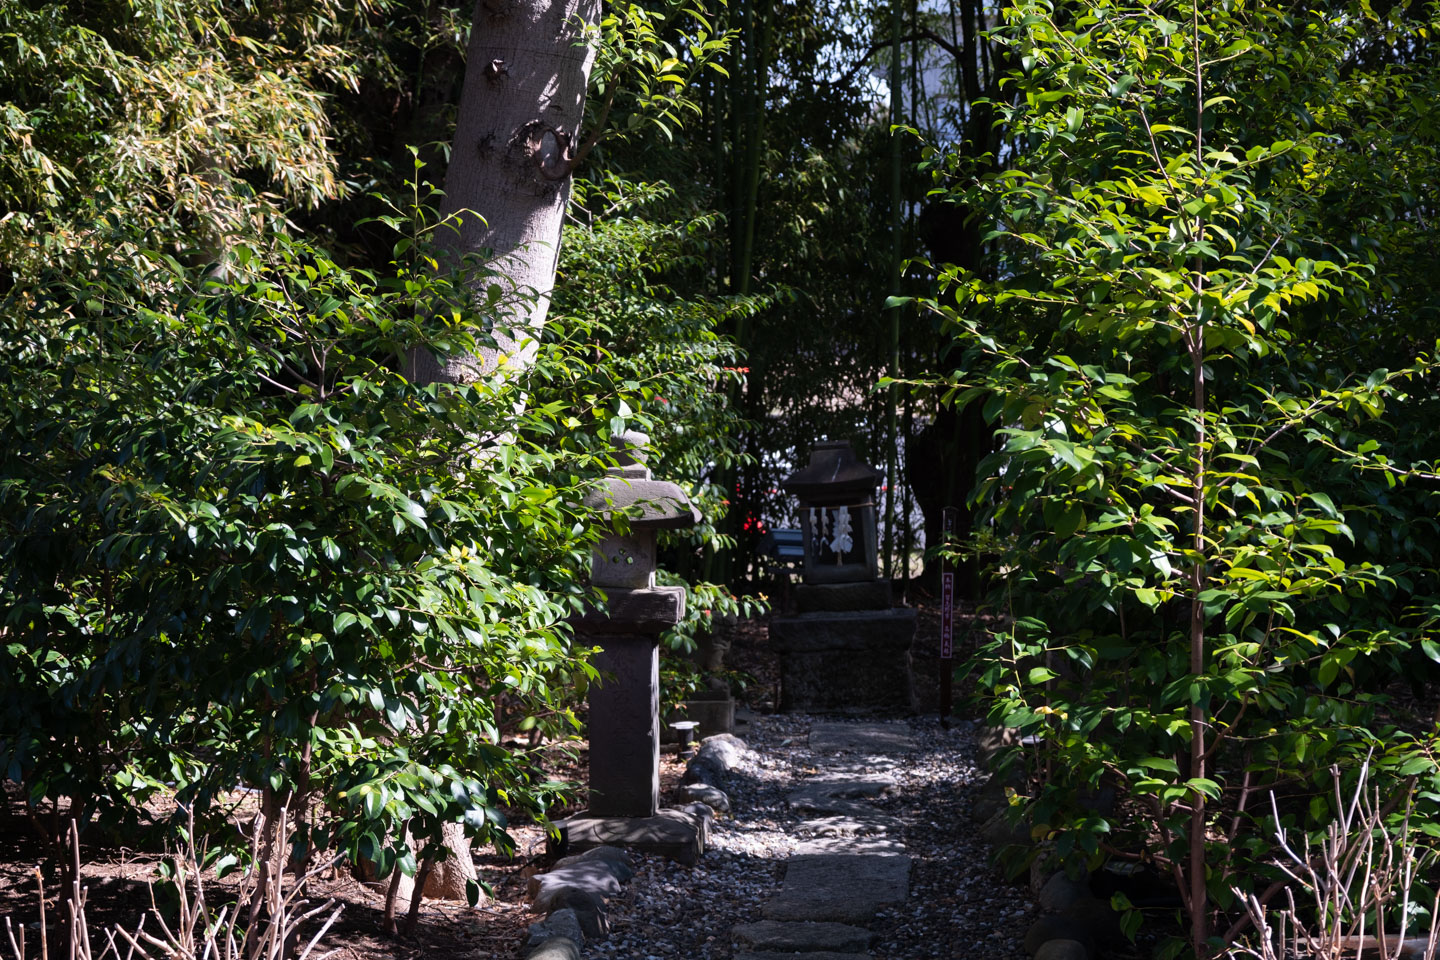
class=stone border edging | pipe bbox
[970,725,1124,960]
[521,734,749,958]
[677,732,746,813]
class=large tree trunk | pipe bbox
[410,0,602,385]
[399,0,601,909]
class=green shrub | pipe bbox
[904,1,1440,954]
[0,208,619,894]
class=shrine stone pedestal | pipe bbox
[771,439,917,714]
[770,608,917,713]
[578,589,681,818]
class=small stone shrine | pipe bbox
[557,432,714,863]
[769,439,917,712]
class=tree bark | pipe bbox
[411,0,602,385]
[404,0,601,886]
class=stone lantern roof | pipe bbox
[580,431,702,528]
[781,440,882,506]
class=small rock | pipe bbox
[552,845,635,882]
[1061,897,1123,946]
[1024,915,1095,956]
[527,861,624,912]
[1028,846,1059,892]
[533,887,607,938]
[979,809,1030,848]
[975,725,1018,766]
[1039,872,1090,913]
[1034,938,1091,960]
[1076,784,1117,817]
[524,935,581,960]
[526,908,584,947]
[971,789,1008,824]
[552,844,634,869]
[678,800,716,824]
[683,754,725,786]
[675,782,731,813]
[698,733,747,770]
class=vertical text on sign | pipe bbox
[941,573,954,660]
[940,506,957,660]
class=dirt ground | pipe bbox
[0,748,701,960]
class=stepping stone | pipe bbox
[787,793,882,818]
[792,836,907,857]
[762,854,911,923]
[809,770,897,790]
[809,722,915,754]
[790,775,893,803]
[788,774,897,816]
[733,919,875,953]
[820,757,901,777]
[792,816,904,838]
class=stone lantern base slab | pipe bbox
[795,581,893,613]
[555,805,711,866]
[770,608,917,713]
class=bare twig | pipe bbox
[1231,759,1437,960]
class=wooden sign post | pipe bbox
[940,506,956,728]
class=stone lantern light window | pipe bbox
[782,440,882,586]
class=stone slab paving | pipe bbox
[787,776,896,815]
[761,853,912,922]
[791,815,904,838]
[728,720,917,957]
[786,792,891,819]
[791,835,908,856]
[733,920,875,952]
[808,721,916,754]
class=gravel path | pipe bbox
[587,713,1037,959]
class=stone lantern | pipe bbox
[770,439,916,712]
[558,432,713,865]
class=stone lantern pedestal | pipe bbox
[769,440,917,713]
[555,433,713,864]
